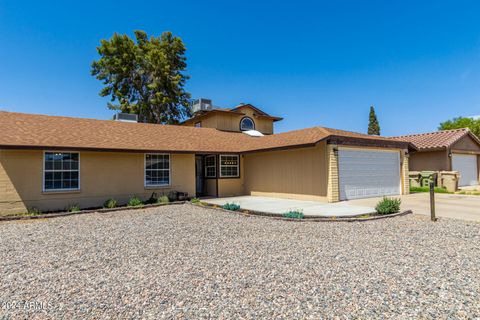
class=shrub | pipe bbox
[283,210,304,219]
[68,204,81,213]
[157,195,170,204]
[222,203,240,211]
[127,196,143,207]
[103,198,117,209]
[28,207,42,215]
[167,190,178,202]
[375,197,401,215]
[190,198,201,204]
[145,192,158,204]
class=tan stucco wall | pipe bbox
[184,107,274,134]
[217,156,245,197]
[243,142,328,201]
[205,179,217,197]
[409,150,449,172]
[0,150,195,214]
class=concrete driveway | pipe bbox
[346,193,480,222]
[205,196,375,217]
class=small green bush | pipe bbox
[283,210,304,219]
[190,198,201,204]
[127,196,143,207]
[103,198,117,209]
[222,203,240,211]
[410,186,450,194]
[28,207,42,215]
[375,197,401,215]
[68,204,80,213]
[157,195,170,204]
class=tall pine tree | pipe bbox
[368,106,380,135]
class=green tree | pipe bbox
[368,105,380,135]
[439,117,480,138]
[91,30,191,124]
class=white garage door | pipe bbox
[338,149,401,200]
[452,154,478,186]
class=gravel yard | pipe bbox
[1,204,479,319]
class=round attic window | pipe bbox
[240,117,255,131]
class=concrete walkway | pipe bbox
[346,193,480,222]
[204,196,375,217]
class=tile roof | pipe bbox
[391,128,478,150]
[0,111,410,153]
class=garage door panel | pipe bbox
[338,149,401,200]
[452,154,478,186]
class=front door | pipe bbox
[195,156,204,196]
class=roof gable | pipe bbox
[392,128,480,150]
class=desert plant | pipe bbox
[167,190,178,202]
[375,197,401,215]
[157,195,170,204]
[222,203,240,211]
[283,210,304,219]
[28,207,42,215]
[144,192,159,204]
[190,198,201,204]
[68,204,80,213]
[103,198,117,209]
[127,196,143,207]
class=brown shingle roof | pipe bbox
[0,111,411,153]
[391,128,480,150]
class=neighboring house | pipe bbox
[393,128,480,186]
[0,104,412,214]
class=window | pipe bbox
[43,152,80,191]
[204,155,216,178]
[194,122,202,128]
[240,117,255,131]
[220,155,239,178]
[145,154,170,187]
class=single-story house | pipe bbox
[393,128,480,186]
[0,104,413,214]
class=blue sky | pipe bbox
[0,1,479,136]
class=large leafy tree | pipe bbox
[91,30,191,124]
[439,117,480,138]
[367,105,380,135]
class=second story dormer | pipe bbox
[182,100,283,135]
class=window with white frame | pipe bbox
[220,155,239,178]
[44,152,80,191]
[145,154,170,186]
[204,155,216,178]
[240,117,255,131]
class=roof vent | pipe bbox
[242,130,264,137]
[191,98,213,113]
[113,113,138,123]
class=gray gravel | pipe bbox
[0,204,479,319]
